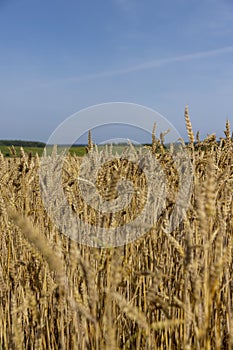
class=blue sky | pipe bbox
[0,0,233,143]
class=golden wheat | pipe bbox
[0,109,232,349]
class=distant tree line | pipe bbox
[0,140,46,147]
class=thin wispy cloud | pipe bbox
[113,0,132,13]
[13,45,233,93]
[15,44,233,92]
[70,45,233,83]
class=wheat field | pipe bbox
[0,110,232,349]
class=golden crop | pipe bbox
[0,110,232,349]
